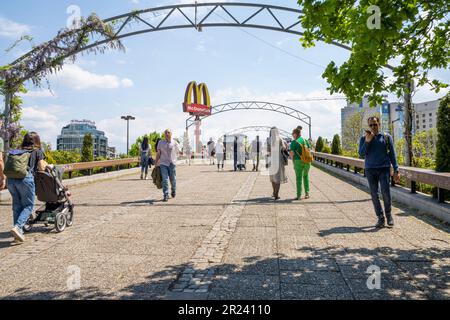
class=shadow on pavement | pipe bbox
[3,245,449,300]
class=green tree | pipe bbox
[395,128,437,169]
[342,111,364,155]
[45,150,81,165]
[436,94,450,173]
[322,144,331,154]
[130,131,163,157]
[297,0,450,166]
[315,136,324,152]
[331,134,342,155]
[81,134,94,163]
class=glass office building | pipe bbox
[57,120,108,158]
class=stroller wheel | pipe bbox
[23,223,33,233]
[66,207,74,227]
[55,212,67,233]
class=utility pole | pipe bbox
[121,115,135,156]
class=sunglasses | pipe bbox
[369,124,379,127]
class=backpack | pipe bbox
[295,138,313,163]
[4,150,31,179]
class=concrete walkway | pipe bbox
[0,163,449,300]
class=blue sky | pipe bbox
[1,0,448,153]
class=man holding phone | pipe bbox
[359,116,400,228]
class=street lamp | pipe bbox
[121,115,135,156]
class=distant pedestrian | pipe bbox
[250,137,262,171]
[268,127,288,200]
[359,116,400,228]
[207,138,215,165]
[140,136,151,180]
[215,138,224,171]
[290,127,312,200]
[237,137,246,171]
[155,129,179,202]
[233,136,238,171]
[5,132,47,243]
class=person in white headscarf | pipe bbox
[268,127,288,200]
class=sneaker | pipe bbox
[386,213,394,228]
[163,195,169,202]
[171,191,176,198]
[375,217,385,229]
[11,239,23,246]
[10,226,25,243]
[305,194,310,199]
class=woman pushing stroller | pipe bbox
[4,132,47,243]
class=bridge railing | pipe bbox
[58,158,140,179]
[312,152,450,203]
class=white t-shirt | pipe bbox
[157,140,179,166]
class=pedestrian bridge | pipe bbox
[0,159,449,300]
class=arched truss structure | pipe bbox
[186,101,312,139]
[9,2,354,75]
[224,126,292,140]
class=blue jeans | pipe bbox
[141,155,149,175]
[366,168,391,218]
[7,173,35,230]
[160,164,176,197]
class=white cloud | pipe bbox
[22,89,57,99]
[121,78,134,88]
[51,64,134,90]
[21,106,66,147]
[0,17,31,38]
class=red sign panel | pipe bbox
[183,103,212,116]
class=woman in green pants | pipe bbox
[290,128,311,200]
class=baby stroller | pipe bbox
[24,166,74,233]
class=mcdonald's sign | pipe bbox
[182,81,212,116]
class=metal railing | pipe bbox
[58,158,140,179]
[312,152,450,203]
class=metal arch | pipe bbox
[225,126,292,139]
[185,101,312,139]
[10,1,371,73]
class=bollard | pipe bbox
[410,181,417,194]
[346,165,350,172]
[437,188,445,203]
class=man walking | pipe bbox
[155,129,179,202]
[359,116,400,228]
[250,137,261,171]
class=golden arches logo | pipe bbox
[182,81,212,116]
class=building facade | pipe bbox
[106,146,117,159]
[341,97,441,149]
[57,120,108,158]
[413,99,440,134]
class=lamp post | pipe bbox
[121,115,135,156]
